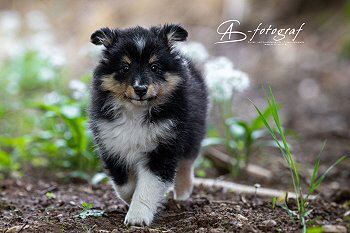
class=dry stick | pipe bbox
[204,148,272,179]
[18,222,28,233]
[194,177,316,200]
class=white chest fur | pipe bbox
[97,110,175,166]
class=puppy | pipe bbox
[88,24,208,226]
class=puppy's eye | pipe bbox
[150,64,161,73]
[121,65,130,73]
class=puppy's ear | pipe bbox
[152,24,188,47]
[90,27,118,48]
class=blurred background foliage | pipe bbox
[0,0,349,188]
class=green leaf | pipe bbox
[0,150,11,167]
[307,141,326,195]
[206,127,220,137]
[45,192,56,199]
[81,202,93,209]
[306,226,323,233]
[308,155,347,195]
[271,197,277,209]
[251,104,278,130]
[196,169,206,177]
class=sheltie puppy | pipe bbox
[88,24,208,226]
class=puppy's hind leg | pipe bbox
[174,159,195,200]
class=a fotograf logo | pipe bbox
[215,20,305,46]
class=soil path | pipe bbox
[0,178,348,232]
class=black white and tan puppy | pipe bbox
[88,24,208,226]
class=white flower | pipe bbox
[39,67,55,81]
[229,69,250,92]
[204,57,250,101]
[79,43,104,61]
[69,80,88,99]
[205,57,234,72]
[0,39,24,60]
[0,10,21,35]
[27,32,55,49]
[176,41,209,62]
[25,10,50,31]
[44,91,61,105]
[61,105,80,118]
[46,47,66,67]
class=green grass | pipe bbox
[0,48,100,180]
[252,86,346,232]
[203,104,283,177]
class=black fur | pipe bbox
[89,24,207,188]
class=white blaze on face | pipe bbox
[134,36,146,54]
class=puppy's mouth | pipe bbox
[125,96,157,105]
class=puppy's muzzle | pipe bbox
[133,84,148,98]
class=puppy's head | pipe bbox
[91,24,188,107]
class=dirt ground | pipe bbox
[0,176,348,233]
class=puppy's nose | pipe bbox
[133,85,148,98]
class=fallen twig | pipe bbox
[194,177,316,199]
[204,147,272,179]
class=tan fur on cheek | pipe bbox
[122,56,131,64]
[125,85,136,98]
[149,55,158,64]
[152,73,182,105]
[159,73,182,96]
[145,84,157,98]
[101,74,127,99]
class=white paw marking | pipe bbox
[124,204,154,226]
[123,166,171,226]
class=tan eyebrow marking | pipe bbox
[121,56,131,64]
[149,55,158,64]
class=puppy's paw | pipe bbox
[174,188,192,201]
[174,192,191,201]
[124,207,154,227]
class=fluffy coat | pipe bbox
[88,24,208,226]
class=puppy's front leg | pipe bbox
[103,156,136,205]
[124,165,172,226]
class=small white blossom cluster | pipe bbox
[176,42,209,63]
[61,105,81,118]
[0,10,90,101]
[0,10,67,96]
[44,91,62,105]
[43,79,88,105]
[204,57,250,101]
[0,10,66,66]
[69,80,88,100]
[177,42,250,101]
